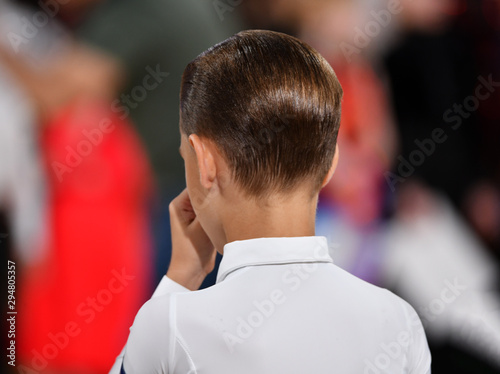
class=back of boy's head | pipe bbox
[180,30,343,198]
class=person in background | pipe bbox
[382,0,500,372]
[76,0,243,288]
[0,2,54,372]
[456,0,500,262]
[1,1,155,372]
[383,0,478,208]
[241,0,398,287]
[297,0,398,286]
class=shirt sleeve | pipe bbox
[109,276,189,374]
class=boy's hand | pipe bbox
[166,189,216,290]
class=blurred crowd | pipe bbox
[0,0,499,373]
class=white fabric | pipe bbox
[0,63,46,263]
[0,0,68,263]
[383,195,500,367]
[110,236,431,374]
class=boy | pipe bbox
[111,30,431,373]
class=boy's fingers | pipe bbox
[169,189,188,212]
[170,188,196,224]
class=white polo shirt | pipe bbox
[110,236,431,373]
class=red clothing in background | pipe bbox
[18,101,153,373]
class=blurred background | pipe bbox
[0,0,498,373]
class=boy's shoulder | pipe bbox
[330,263,420,320]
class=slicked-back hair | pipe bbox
[180,30,343,198]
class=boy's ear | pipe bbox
[189,134,217,189]
[321,146,339,188]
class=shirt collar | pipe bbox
[216,236,333,283]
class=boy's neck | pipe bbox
[219,189,318,247]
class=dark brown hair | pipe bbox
[180,30,343,197]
